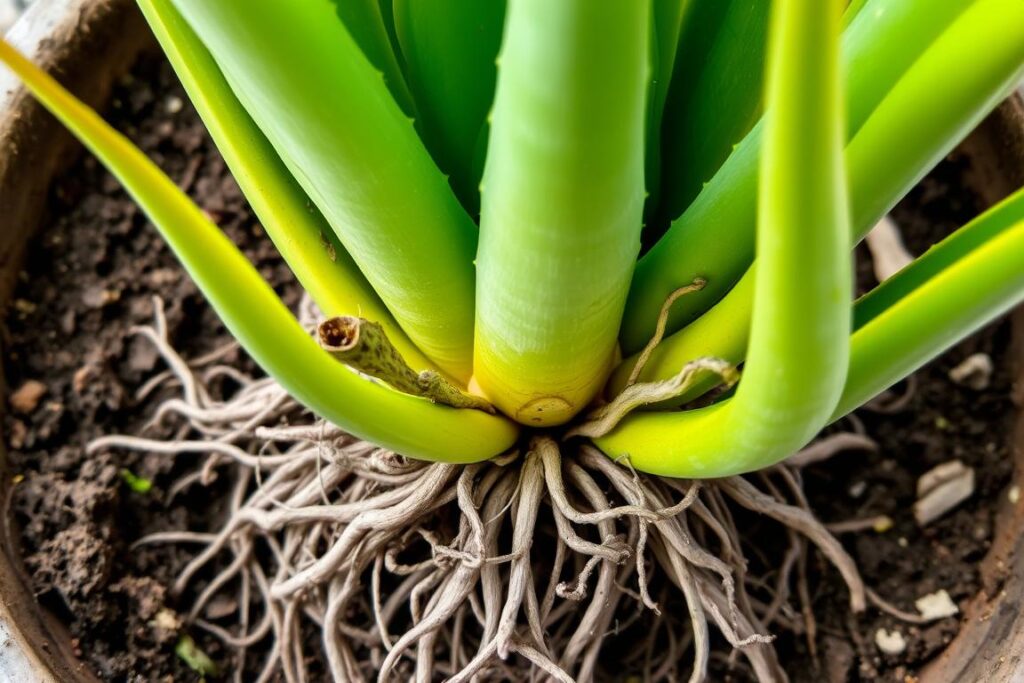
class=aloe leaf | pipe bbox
[842,0,975,140]
[474,0,648,426]
[619,0,1024,391]
[642,0,689,225]
[621,0,988,354]
[842,0,870,28]
[331,0,417,116]
[845,0,1024,236]
[655,0,771,228]
[830,187,1024,417]
[614,182,1024,408]
[855,188,1024,330]
[137,0,434,373]
[0,38,518,463]
[598,0,848,477]
[836,215,1024,419]
[170,0,478,381]
[392,0,505,217]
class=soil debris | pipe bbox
[914,461,976,526]
[875,628,907,655]
[9,379,46,413]
[948,352,994,390]
[914,590,959,621]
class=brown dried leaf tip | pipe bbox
[318,316,494,413]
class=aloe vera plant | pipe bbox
[3,0,1024,678]
[1,0,1022,473]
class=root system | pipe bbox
[91,300,886,682]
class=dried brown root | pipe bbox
[91,301,893,682]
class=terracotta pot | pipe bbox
[0,1,1022,680]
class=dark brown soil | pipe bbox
[2,56,299,681]
[783,161,1019,682]
[2,56,1019,682]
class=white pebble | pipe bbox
[165,95,184,114]
[915,590,959,621]
[948,353,994,390]
[914,463,975,527]
[917,460,969,498]
[875,628,907,655]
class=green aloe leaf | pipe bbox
[616,0,1024,388]
[392,0,505,217]
[642,0,689,225]
[598,0,849,477]
[0,38,518,463]
[331,0,417,116]
[621,0,990,354]
[473,0,648,426]
[331,0,419,115]
[834,188,1024,417]
[137,0,434,372]
[655,0,771,228]
[170,0,479,381]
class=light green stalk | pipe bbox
[620,0,981,353]
[0,38,518,462]
[613,0,1024,390]
[598,0,849,477]
[474,0,648,426]
[392,0,505,217]
[137,0,434,373]
[170,0,478,381]
[656,0,771,225]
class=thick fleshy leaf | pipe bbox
[474,0,648,425]
[170,0,479,381]
[598,0,849,477]
[137,0,434,372]
[0,38,519,463]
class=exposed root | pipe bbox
[865,215,914,283]
[89,302,898,682]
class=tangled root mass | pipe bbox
[92,300,876,682]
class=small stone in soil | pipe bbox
[948,352,994,390]
[81,286,121,308]
[165,95,184,114]
[13,299,36,315]
[72,364,99,395]
[915,590,959,621]
[914,461,976,526]
[7,420,27,449]
[916,460,969,496]
[875,628,908,655]
[9,379,47,414]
